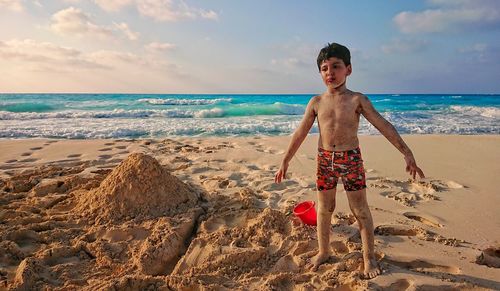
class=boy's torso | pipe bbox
[314,91,362,151]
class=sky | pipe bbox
[0,0,499,94]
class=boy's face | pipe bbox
[320,57,352,89]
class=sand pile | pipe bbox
[75,153,199,224]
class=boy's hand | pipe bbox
[404,154,425,180]
[274,161,289,183]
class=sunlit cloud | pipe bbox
[394,0,500,33]
[0,0,24,11]
[0,39,106,71]
[50,7,139,41]
[145,42,176,52]
[0,38,181,77]
[93,0,132,12]
[136,0,218,22]
[113,22,139,40]
[51,7,114,38]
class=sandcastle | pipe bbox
[75,153,199,224]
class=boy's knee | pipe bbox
[349,204,369,220]
[318,199,336,213]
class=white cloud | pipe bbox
[114,22,139,40]
[381,38,429,54]
[51,7,114,38]
[50,7,139,41]
[200,10,218,21]
[136,0,218,22]
[0,38,177,72]
[0,0,24,11]
[93,0,132,12]
[145,42,176,52]
[0,39,106,70]
[394,0,500,33]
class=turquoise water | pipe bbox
[0,94,499,138]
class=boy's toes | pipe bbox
[363,268,381,279]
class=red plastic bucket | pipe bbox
[293,201,317,226]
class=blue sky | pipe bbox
[0,0,499,94]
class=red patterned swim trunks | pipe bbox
[316,147,366,192]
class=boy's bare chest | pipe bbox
[317,99,361,123]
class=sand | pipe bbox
[0,135,499,290]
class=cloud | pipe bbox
[381,38,429,54]
[0,38,179,73]
[136,0,218,22]
[0,39,106,70]
[93,0,132,12]
[145,42,176,52]
[50,7,139,41]
[394,0,500,33]
[113,22,140,40]
[51,7,114,38]
[0,0,23,11]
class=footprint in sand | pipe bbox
[5,159,18,163]
[371,178,456,206]
[115,145,127,150]
[29,147,43,151]
[384,257,460,275]
[20,158,39,163]
[375,224,463,247]
[98,148,113,152]
[375,224,420,237]
[20,152,32,157]
[99,155,112,160]
[67,154,82,158]
[104,142,115,146]
[403,212,443,228]
[383,279,413,291]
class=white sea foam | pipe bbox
[194,108,225,118]
[0,116,304,138]
[137,98,232,105]
[449,105,500,118]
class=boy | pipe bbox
[274,42,425,279]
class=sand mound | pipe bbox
[75,153,198,223]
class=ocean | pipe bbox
[0,94,499,138]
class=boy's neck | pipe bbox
[326,82,349,96]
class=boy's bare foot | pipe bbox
[363,257,381,279]
[308,252,330,271]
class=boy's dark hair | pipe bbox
[317,43,351,71]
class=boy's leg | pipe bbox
[309,188,336,271]
[346,188,381,279]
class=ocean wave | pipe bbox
[449,105,500,119]
[137,98,232,105]
[0,116,304,138]
[0,109,194,120]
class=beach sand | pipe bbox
[0,135,499,290]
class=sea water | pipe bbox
[0,94,498,138]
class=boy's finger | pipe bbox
[417,168,425,178]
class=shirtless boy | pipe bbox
[274,42,425,279]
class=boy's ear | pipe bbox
[346,64,352,76]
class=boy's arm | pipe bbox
[274,96,317,183]
[359,94,425,179]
